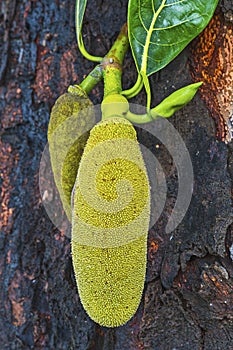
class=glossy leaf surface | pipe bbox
[128,0,219,76]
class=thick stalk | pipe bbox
[102,24,129,98]
[75,24,129,96]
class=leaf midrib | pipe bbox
[140,0,167,74]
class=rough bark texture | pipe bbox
[0,1,232,349]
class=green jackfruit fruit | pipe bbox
[48,85,95,221]
[71,117,150,327]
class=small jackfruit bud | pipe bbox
[71,117,150,327]
[151,82,203,118]
[48,85,95,221]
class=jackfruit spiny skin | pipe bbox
[71,117,150,327]
[72,235,147,327]
[48,86,95,220]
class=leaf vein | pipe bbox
[147,55,162,63]
[151,0,156,14]
[153,19,189,31]
[152,15,202,31]
[131,32,145,49]
[164,0,186,7]
[139,0,149,32]
[149,39,187,47]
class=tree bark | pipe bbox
[0,1,232,349]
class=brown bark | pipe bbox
[0,1,232,349]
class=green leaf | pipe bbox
[128,0,219,76]
[75,0,102,62]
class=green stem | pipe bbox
[76,3,103,62]
[121,74,144,99]
[73,24,129,96]
[102,23,129,98]
[141,72,152,113]
[125,110,157,124]
[79,65,102,94]
[125,81,203,123]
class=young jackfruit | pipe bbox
[71,117,150,327]
[48,85,95,221]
